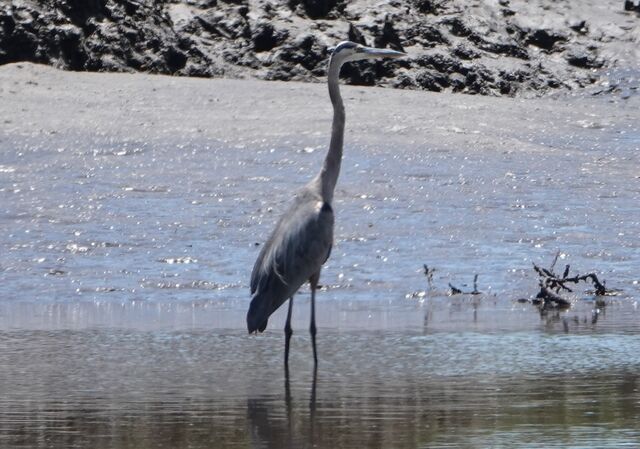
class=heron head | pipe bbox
[330,41,405,64]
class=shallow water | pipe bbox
[0,302,639,449]
[1,91,640,447]
[1,123,638,305]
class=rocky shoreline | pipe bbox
[1,0,638,96]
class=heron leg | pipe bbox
[284,296,294,367]
[309,272,320,367]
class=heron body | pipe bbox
[247,41,404,367]
[247,191,334,333]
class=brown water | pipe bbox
[0,298,639,448]
[1,96,639,447]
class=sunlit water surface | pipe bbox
[0,101,639,448]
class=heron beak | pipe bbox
[360,46,406,59]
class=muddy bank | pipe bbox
[1,0,638,96]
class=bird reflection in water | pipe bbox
[246,367,318,448]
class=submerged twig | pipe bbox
[549,250,561,272]
[472,274,480,295]
[448,274,482,296]
[534,286,571,308]
[448,283,463,295]
[423,264,435,292]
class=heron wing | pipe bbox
[248,192,334,332]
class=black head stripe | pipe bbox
[333,41,358,54]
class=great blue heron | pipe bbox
[247,41,405,367]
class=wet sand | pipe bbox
[1,63,639,447]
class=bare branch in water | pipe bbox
[423,264,435,292]
[549,250,561,272]
[448,275,482,296]
[472,274,480,295]
[448,283,463,295]
[532,253,610,309]
[533,262,607,297]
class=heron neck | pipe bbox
[318,57,345,204]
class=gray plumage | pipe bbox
[248,192,333,333]
[246,41,405,367]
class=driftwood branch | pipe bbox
[532,254,609,309]
[535,286,570,308]
[421,264,482,296]
[423,264,435,292]
[533,263,607,296]
[449,274,482,296]
[448,283,463,295]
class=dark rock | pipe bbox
[56,0,109,27]
[373,17,405,52]
[411,0,443,14]
[181,52,222,77]
[216,15,251,40]
[188,0,218,7]
[237,5,249,17]
[498,79,516,95]
[375,56,405,79]
[416,52,462,74]
[341,60,377,85]
[500,68,529,83]
[505,24,523,37]
[469,33,529,59]
[404,23,449,47]
[288,0,339,19]
[348,22,367,45]
[452,44,479,60]
[416,70,443,91]
[392,73,418,89]
[568,19,588,34]
[252,21,287,52]
[566,48,603,68]
[464,66,496,95]
[547,78,561,88]
[264,65,293,81]
[0,10,40,64]
[56,24,87,69]
[0,0,628,98]
[164,46,187,72]
[194,14,221,34]
[121,0,142,15]
[526,28,567,51]
[441,16,471,37]
[277,33,325,71]
[624,0,635,11]
[449,73,466,92]
[193,10,250,40]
